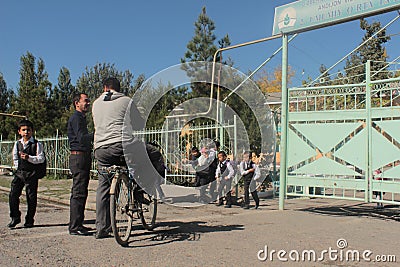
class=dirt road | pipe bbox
[0,192,399,266]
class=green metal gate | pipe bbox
[285,61,400,205]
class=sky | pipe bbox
[1,0,400,91]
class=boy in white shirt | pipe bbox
[8,119,45,228]
[215,151,235,208]
[239,151,260,209]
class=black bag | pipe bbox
[16,139,47,179]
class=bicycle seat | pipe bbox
[101,165,128,174]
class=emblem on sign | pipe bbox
[278,7,297,30]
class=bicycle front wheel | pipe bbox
[110,173,132,246]
[139,192,157,230]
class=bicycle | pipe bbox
[105,165,157,246]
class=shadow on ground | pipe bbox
[123,220,244,248]
[299,203,400,222]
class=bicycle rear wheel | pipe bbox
[110,173,132,246]
[139,192,157,230]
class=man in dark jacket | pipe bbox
[67,92,93,236]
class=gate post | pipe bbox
[54,129,58,179]
[0,134,2,165]
[366,60,372,202]
[233,115,238,203]
[279,34,289,210]
[219,104,225,148]
[164,118,169,184]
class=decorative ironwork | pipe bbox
[286,61,400,205]
[0,121,238,185]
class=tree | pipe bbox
[317,64,332,85]
[146,83,189,129]
[345,18,390,83]
[0,73,10,113]
[182,6,217,63]
[0,73,14,138]
[181,6,232,98]
[9,52,52,137]
[76,63,144,132]
[256,66,295,93]
[76,63,142,100]
[49,67,76,134]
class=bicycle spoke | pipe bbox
[139,193,157,230]
[110,174,132,246]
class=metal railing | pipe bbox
[0,120,237,185]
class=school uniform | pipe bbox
[216,159,235,207]
[239,160,260,209]
[194,154,212,201]
[9,137,45,226]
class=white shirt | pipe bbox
[215,160,235,180]
[239,161,261,180]
[13,137,45,169]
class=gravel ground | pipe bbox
[1,189,400,266]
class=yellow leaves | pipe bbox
[256,66,295,93]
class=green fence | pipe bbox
[0,119,238,185]
[284,60,400,205]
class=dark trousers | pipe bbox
[198,174,209,200]
[243,177,259,207]
[94,142,125,233]
[69,153,91,231]
[217,178,232,205]
[9,173,38,224]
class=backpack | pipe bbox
[16,139,47,179]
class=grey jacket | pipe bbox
[92,90,144,150]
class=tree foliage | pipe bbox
[182,6,217,63]
[49,67,76,135]
[256,66,295,93]
[181,6,232,98]
[146,84,189,129]
[345,18,390,83]
[0,14,397,157]
[76,63,144,132]
[0,73,15,139]
[9,52,52,137]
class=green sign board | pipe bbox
[273,0,400,35]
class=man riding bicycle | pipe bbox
[92,77,145,239]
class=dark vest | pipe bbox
[17,140,38,173]
[243,161,254,180]
[219,160,229,178]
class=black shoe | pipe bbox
[216,201,223,206]
[69,228,91,236]
[243,205,250,209]
[95,230,111,239]
[224,204,232,208]
[81,225,93,231]
[255,205,259,209]
[24,222,34,228]
[7,218,21,228]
